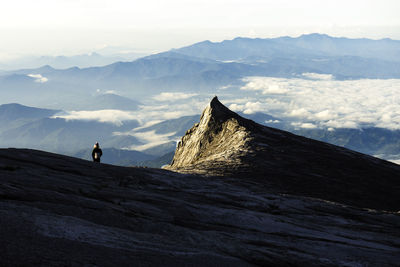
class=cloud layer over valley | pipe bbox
[115,130,177,151]
[27,74,48,83]
[229,76,400,130]
[53,97,210,127]
[52,76,400,132]
[152,92,198,101]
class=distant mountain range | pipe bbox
[175,33,400,62]
[73,93,141,111]
[0,51,148,70]
[1,34,399,109]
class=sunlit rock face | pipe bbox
[167,96,400,211]
[168,96,253,170]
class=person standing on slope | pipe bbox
[92,142,103,163]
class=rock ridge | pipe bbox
[166,96,400,211]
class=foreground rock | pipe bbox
[0,148,399,266]
[167,97,400,212]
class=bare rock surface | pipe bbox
[1,148,400,266]
[1,97,400,266]
[167,97,400,212]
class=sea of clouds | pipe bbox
[54,95,208,126]
[227,75,400,130]
[55,75,400,132]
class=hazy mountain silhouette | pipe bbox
[0,103,59,121]
[74,93,141,111]
[0,51,147,70]
[175,33,400,62]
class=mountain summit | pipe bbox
[168,96,255,171]
[167,97,400,211]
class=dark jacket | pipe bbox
[92,147,103,162]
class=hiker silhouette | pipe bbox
[92,142,103,163]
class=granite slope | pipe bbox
[1,149,399,266]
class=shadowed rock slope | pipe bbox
[166,97,400,211]
[1,148,400,266]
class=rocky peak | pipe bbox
[166,96,400,211]
[167,96,256,172]
[203,96,240,122]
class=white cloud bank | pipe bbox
[291,122,318,129]
[27,74,48,83]
[236,76,400,130]
[52,97,209,127]
[116,130,177,151]
[301,73,334,80]
[389,159,400,165]
[241,77,288,94]
[153,92,198,101]
[229,101,267,114]
[53,110,137,126]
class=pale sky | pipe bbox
[0,0,399,58]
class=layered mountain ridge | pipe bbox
[167,97,400,211]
